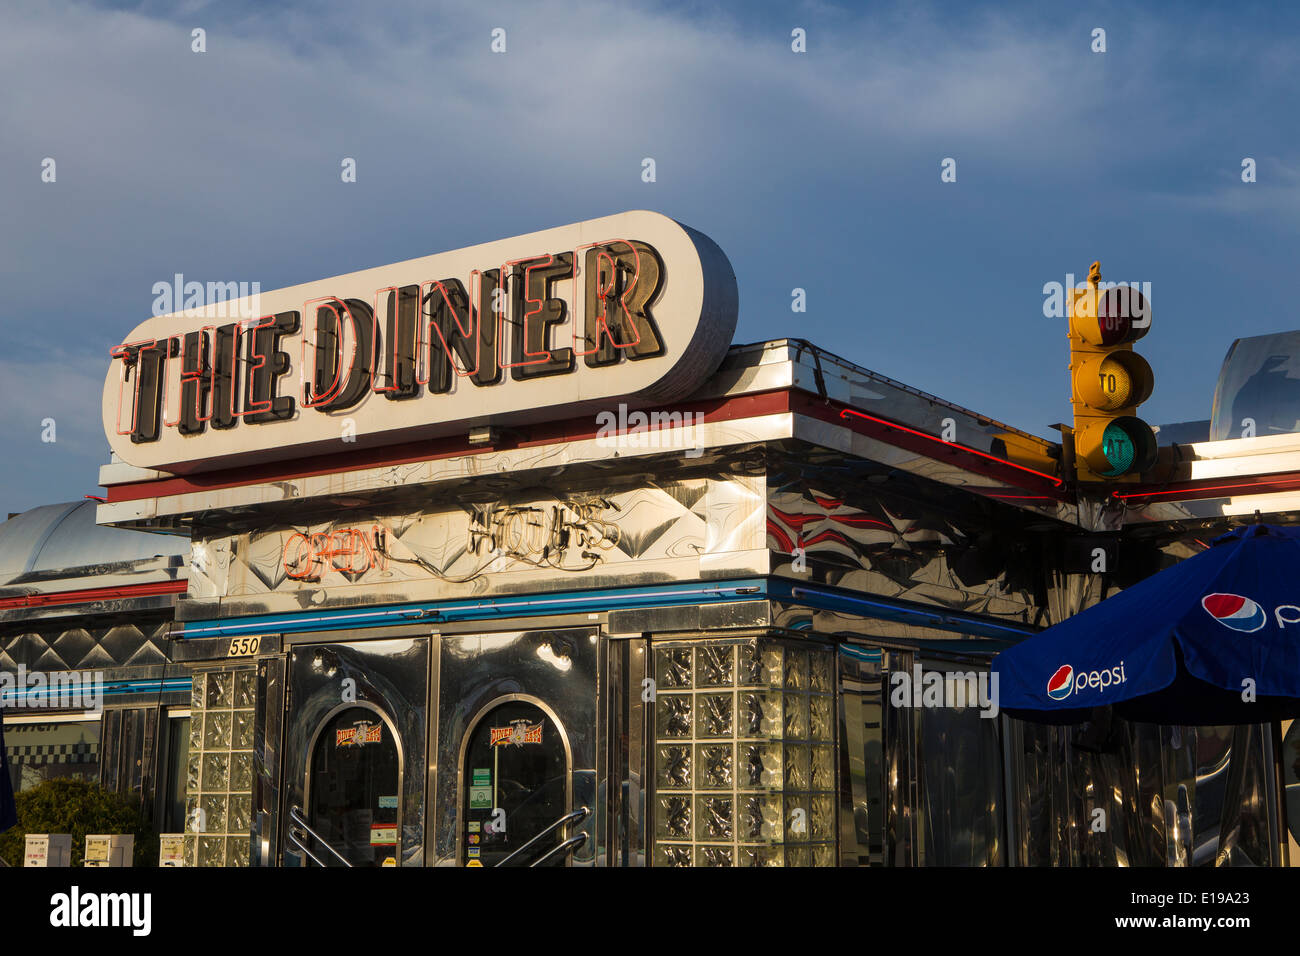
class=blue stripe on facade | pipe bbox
[178,577,1037,642]
[770,579,1037,642]
[178,579,766,637]
[5,677,192,706]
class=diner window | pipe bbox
[307,706,401,867]
[916,666,1005,866]
[162,712,191,833]
[4,716,102,793]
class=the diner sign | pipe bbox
[102,210,738,473]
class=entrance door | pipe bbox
[305,705,401,866]
[461,698,570,867]
[435,628,598,866]
[282,637,428,866]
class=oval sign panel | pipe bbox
[102,210,738,474]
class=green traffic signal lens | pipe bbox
[1101,422,1136,476]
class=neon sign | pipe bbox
[283,526,389,582]
[468,498,620,571]
[102,211,738,474]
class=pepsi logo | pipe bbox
[1046,664,1073,700]
[1202,592,1267,633]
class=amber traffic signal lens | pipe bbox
[1095,356,1132,408]
[1075,351,1153,411]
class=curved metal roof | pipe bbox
[0,500,187,583]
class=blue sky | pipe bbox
[2,0,1299,511]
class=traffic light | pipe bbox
[1068,261,1156,481]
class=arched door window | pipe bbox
[462,700,568,866]
[307,706,401,867]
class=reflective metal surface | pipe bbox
[251,656,284,867]
[767,445,1058,626]
[0,618,174,669]
[837,645,885,865]
[914,658,1004,866]
[1007,716,1280,866]
[1210,330,1300,442]
[495,806,590,867]
[433,628,599,866]
[184,472,768,620]
[605,637,648,866]
[286,805,352,867]
[0,499,186,581]
[99,340,1070,529]
[281,638,427,866]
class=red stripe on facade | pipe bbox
[826,514,893,529]
[103,392,794,503]
[765,519,795,553]
[0,579,187,610]
[102,387,1065,504]
[791,396,1068,501]
[768,507,826,532]
[1113,472,1300,503]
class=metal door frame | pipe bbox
[453,693,574,866]
[280,637,426,866]
[298,698,405,864]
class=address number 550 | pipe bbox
[228,636,262,657]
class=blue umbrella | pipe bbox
[993,524,1300,724]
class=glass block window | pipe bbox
[652,639,836,867]
[183,667,257,867]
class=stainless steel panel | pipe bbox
[432,627,599,866]
[766,447,1060,626]
[1008,716,1280,867]
[252,656,285,867]
[603,636,649,867]
[0,618,174,671]
[281,637,428,866]
[596,633,610,866]
[100,340,1070,528]
[837,645,884,866]
[100,415,795,528]
[184,472,768,618]
[914,659,1005,866]
[883,650,918,865]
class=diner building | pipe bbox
[4,211,1294,865]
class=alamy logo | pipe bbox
[0,665,103,716]
[49,887,151,936]
[1202,592,1267,633]
[889,666,999,718]
[595,403,703,458]
[151,274,261,319]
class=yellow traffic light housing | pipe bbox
[1068,262,1156,481]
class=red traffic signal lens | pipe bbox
[1094,286,1150,346]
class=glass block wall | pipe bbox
[184,667,257,867]
[652,638,837,866]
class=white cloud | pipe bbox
[2,0,1298,508]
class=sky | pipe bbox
[2,0,1299,512]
